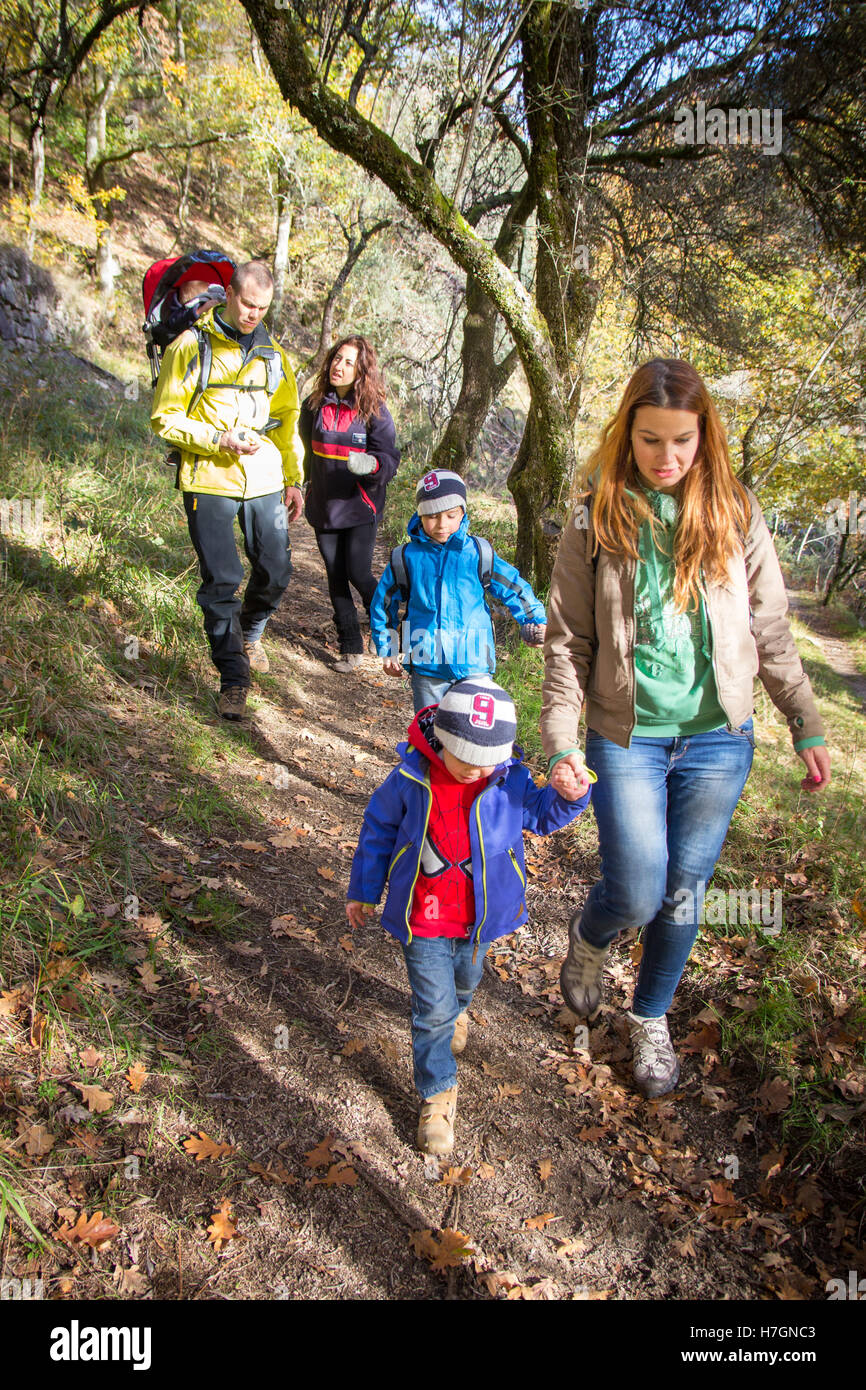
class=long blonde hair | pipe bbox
[584,358,750,610]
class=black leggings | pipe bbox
[314,522,378,654]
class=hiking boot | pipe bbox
[627,1011,681,1098]
[218,685,249,721]
[244,639,269,674]
[334,653,364,673]
[417,1085,457,1156]
[559,916,610,1017]
[451,1011,469,1055]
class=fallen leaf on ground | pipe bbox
[538,1157,553,1184]
[757,1076,792,1114]
[126,1063,146,1093]
[477,1162,495,1180]
[79,1046,105,1068]
[308,1161,358,1187]
[17,1120,55,1156]
[496,1083,522,1099]
[206,1200,238,1252]
[317,866,336,880]
[304,1134,336,1168]
[56,1209,120,1250]
[76,1084,114,1114]
[525,1212,557,1230]
[438,1165,473,1187]
[409,1227,474,1271]
[341,1039,365,1056]
[113,1265,150,1296]
[183,1131,235,1162]
[237,840,268,853]
[136,962,161,994]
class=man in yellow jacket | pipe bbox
[151,261,304,720]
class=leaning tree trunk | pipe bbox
[432,271,519,475]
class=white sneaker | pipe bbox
[627,1011,680,1097]
[334,653,364,673]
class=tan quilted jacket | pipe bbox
[541,488,824,756]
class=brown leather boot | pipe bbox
[417,1086,457,1156]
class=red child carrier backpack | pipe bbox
[141,249,236,387]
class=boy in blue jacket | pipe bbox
[370,470,547,712]
[346,677,592,1156]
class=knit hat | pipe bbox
[415,469,467,517]
[433,677,516,766]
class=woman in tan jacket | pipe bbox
[542,359,830,1098]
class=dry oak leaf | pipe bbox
[237,840,268,853]
[113,1264,150,1296]
[538,1157,553,1184]
[317,866,336,881]
[757,1076,793,1114]
[477,1162,496,1180]
[304,1134,336,1168]
[79,1045,105,1069]
[496,1082,522,1100]
[18,1120,55,1156]
[126,1063,147,1093]
[183,1131,235,1162]
[56,1209,120,1251]
[341,1039,365,1056]
[206,1200,238,1253]
[248,1161,297,1186]
[269,832,300,850]
[524,1212,558,1231]
[308,1161,358,1187]
[136,962,161,994]
[338,935,354,953]
[76,1084,114,1114]
[409,1227,475,1271]
[0,988,27,1017]
[438,1165,473,1187]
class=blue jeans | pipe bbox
[579,722,755,1017]
[410,671,453,713]
[402,936,489,1098]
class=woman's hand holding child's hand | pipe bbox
[550,753,594,801]
[346,901,376,929]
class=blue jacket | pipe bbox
[347,730,590,947]
[370,511,546,680]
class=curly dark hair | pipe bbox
[308,335,387,423]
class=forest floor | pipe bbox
[2,502,865,1305]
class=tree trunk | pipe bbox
[271,166,293,323]
[27,119,45,255]
[822,530,848,605]
[432,273,517,475]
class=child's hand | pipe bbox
[382,658,404,678]
[520,622,547,647]
[346,900,376,928]
[550,754,594,800]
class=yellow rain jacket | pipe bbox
[150,310,304,498]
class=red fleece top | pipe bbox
[406,710,489,938]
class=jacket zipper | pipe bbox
[471,779,499,960]
[507,847,525,888]
[397,767,433,944]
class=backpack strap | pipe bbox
[473,535,494,593]
[189,327,212,414]
[390,544,410,615]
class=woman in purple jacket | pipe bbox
[300,336,400,670]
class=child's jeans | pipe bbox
[409,670,453,713]
[402,936,489,1097]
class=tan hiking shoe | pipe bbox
[334,653,364,673]
[451,1011,469,1055]
[218,686,249,721]
[627,1011,681,1098]
[244,640,269,674]
[560,915,610,1018]
[417,1085,457,1156]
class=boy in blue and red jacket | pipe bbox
[347,677,592,1156]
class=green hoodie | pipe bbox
[632,490,728,736]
